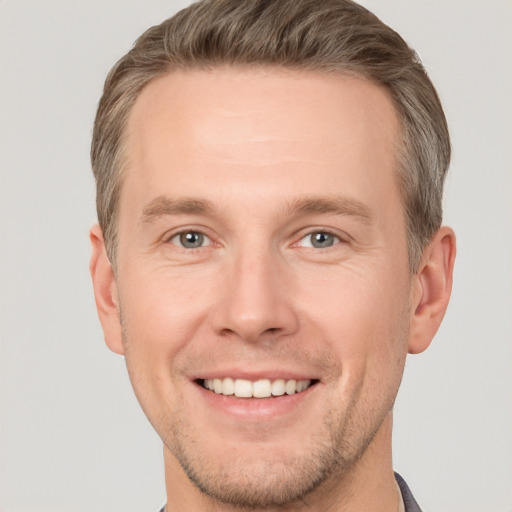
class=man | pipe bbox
[89,0,455,510]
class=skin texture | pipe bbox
[90,68,455,511]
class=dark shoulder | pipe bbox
[395,472,423,512]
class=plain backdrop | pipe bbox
[0,1,511,511]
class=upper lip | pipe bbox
[191,368,319,382]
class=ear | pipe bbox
[89,225,124,355]
[408,226,456,354]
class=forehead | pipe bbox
[122,67,400,215]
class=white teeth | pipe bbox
[253,379,271,398]
[298,380,309,392]
[213,378,223,394]
[202,378,312,398]
[271,379,286,396]
[234,379,253,398]
[222,377,234,395]
[285,379,297,395]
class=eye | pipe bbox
[299,231,340,249]
[170,231,211,249]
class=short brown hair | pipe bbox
[91,0,450,271]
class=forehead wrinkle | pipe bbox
[285,196,374,224]
[139,196,216,224]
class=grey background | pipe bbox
[0,1,511,511]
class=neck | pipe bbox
[163,412,399,512]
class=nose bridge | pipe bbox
[213,241,297,342]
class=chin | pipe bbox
[176,447,341,508]
[164,412,378,509]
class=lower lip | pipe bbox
[193,381,318,420]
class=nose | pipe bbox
[211,247,299,344]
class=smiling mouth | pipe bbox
[198,378,317,398]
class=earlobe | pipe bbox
[408,226,456,354]
[89,225,125,355]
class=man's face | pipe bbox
[111,68,414,507]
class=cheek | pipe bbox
[120,265,214,346]
[117,275,205,433]
[297,264,411,373]
[117,267,216,408]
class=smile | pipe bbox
[200,378,314,398]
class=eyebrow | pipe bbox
[139,195,373,224]
[139,196,215,224]
[285,196,374,223]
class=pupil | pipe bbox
[180,232,203,248]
